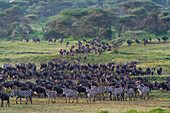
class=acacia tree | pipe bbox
[25,14,45,32]
[118,1,162,33]
[110,37,124,52]
[74,8,118,39]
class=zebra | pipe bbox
[11,90,32,104]
[86,86,105,102]
[125,88,135,101]
[105,86,115,100]
[86,87,96,102]
[137,84,150,100]
[63,89,78,103]
[112,87,124,101]
[96,86,105,101]
[46,90,57,103]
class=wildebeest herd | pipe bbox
[0,60,169,107]
[0,36,169,107]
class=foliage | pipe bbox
[43,29,65,40]
[46,8,118,39]
[111,37,124,52]
[97,110,109,113]
[126,108,170,113]
[0,0,170,40]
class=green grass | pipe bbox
[0,39,169,73]
[0,97,170,113]
[126,108,170,113]
[131,75,170,82]
[0,39,170,113]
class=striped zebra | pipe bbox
[86,86,105,102]
[86,87,96,102]
[96,86,105,101]
[137,84,150,100]
[63,89,78,103]
[11,90,32,104]
[125,88,135,101]
[112,87,124,101]
[46,90,57,103]
[105,86,114,100]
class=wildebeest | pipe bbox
[0,93,10,107]
[127,40,132,47]
[135,39,140,44]
[162,36,168,42]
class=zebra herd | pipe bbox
[37,83,150,104]
[0,82,150,107]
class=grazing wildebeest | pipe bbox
[0,93,10,107]
[54,86,63,99]
[157,38,160,42]
[63,88,78,103]
[77,85,87,97]
[11,90,32,104]
[135,39,140,44]
[46,90,57,103]
[157,67,162,75]
[137,84,149,100]
[66,41,69,46]
[162,36,168,42]
[127,40,132,47]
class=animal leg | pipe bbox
[16,97,19,104]
[72,97,74,103]
[29,96,32,104]
[147,93,149,100]
[26,97,28,104]
[20,97,22,104]
[48,97,50,103]
[54,97,56,103]
[77,96,78,103]
[1,100,3,107]
[69,97,70,103]
[65,96,67,103]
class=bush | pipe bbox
[148,108,169,113]
[125,108,170,113]
[97,110,109,113]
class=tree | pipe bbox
[110,37,124,52]
[5,5,23,23]
[25,14,45,32]
[118,1,162,33]
[117,15,137,37]
[74,8,118,39]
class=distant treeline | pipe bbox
[0,0,169,40]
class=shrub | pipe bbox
[97,110,109,113]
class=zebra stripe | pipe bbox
[11,90,32,98]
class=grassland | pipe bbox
[0,39,170,113]
[0,95,170,113]
[0,39,170,73]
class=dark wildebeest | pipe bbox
[127,40,132,47]
[162,36,168,42]
[135,39,140,44]
[0,93,10,107]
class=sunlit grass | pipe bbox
[0,40,170,73]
